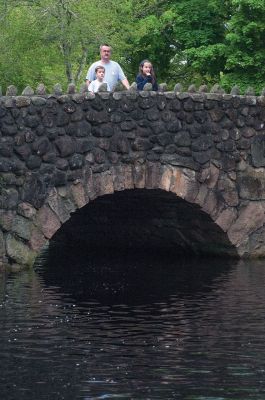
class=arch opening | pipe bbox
[35,188,237,303]
[50,188,237,257]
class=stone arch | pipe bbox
[2,90,265,268]
[2,161,242,269]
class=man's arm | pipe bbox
[121,78,130,90]
[116,62,130,89]
[86,79,91,87]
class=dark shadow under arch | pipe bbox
[34,188,239,304]
[51,188,237,257]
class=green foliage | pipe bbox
[0,0,129,92]
[118,0,230,88]
[0,0,264,93]
[220,0,265,92]
[166,0,229,87]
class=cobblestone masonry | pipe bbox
[1,87,265,268]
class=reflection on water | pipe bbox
[1,246,265,399]
[39,245,233,304]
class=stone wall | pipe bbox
[1,88,265,268]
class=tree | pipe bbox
[117,0,176,83]
[0,0,131,92]
[166,0,229,87]
[0,0,264,93]
[0,3,52,91]
[38,0,125,84]
[120,0,229,88]
[221,0,265,92]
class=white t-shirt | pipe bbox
[88,79,110,93]
[86,60,126,91]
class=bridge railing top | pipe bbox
[0,82,265,107]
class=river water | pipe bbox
[1,246,265,399]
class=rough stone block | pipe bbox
[12,215,31,240]
[112,165,130,191]
[55,136,75,157]
[201,190,219,218]
[15,96,31,108]
[29,226,47,252]
[132,137,152,151]
[159,166,173,191]
[97,170,115,196]
[6,234,37,266]
[0,210,15,231]
[36,205,61,239]
[238,168,265,200]
[251,135,265,167]
[228,202,265,246]
[169,167,197,200]
[123,165,134,189]
[0,229,4,257]
[133,164,146,188]
[215,207,237,232]
[145,162,161,189]
[69,154,84,170]
[192,150,210,165]
[47,187,75,223]
[17,202,36,219]
[198,163,220,188]
[194,184,209,208]
[70,182,87,209]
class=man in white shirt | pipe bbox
[86,44,130,91]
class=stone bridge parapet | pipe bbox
[1,89,265,268]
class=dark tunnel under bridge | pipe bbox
[52,188,237,257]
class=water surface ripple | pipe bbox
[1,250,265,399]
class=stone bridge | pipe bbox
[1,87,265,269]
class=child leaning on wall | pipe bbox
[136,59,158,91]
[88,65,110,93]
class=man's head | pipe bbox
[95,65,105,81]
[100,44,112,63]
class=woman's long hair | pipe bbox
[139,59,156,84]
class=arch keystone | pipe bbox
[133,164,146,188]
[169,168,198,201]
[145,162,161,189]
[159,166,173,191]
[112,165,133,191]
